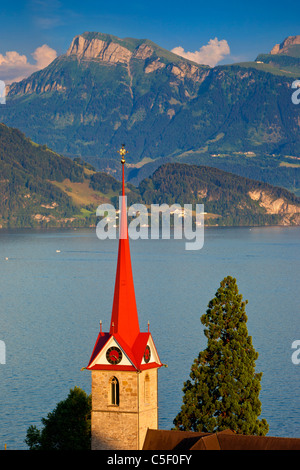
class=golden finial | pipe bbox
[118,144,128,164]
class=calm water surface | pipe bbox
[0,226,299,449]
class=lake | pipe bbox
[0,226,299,449]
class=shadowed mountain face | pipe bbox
[1,32,299,190]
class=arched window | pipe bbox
[110,376,119,406]
[144,374,150,404]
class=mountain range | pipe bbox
[0,123,299,229]
[0,32,299,193]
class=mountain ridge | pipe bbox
[1,32,299,195]
[66,31,197,66]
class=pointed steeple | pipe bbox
[109,145,140,348]
[86,145,163,372]
[86,150,164,451]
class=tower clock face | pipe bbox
[106,346,122,365]
[143,345,151,363]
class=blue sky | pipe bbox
[0,0,299,82]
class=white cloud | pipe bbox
[0,44,57,84]
[32,44,57,69]
[171,38,230,67]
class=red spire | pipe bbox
[109,145,140,348]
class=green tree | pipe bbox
[25,386,91,450]
[173,276,269,436]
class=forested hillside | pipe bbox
[0,124,299,229]
[132,163,300,226]
[0,123,110,228]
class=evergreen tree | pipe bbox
[173,276,269,436]
[25,387,91,450]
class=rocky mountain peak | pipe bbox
[270,35,300,54]
[65,32,203,68]
[66,32,163,65]
[66,34,133,64]
[6,32,206,99]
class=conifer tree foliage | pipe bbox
[173,276,269,436]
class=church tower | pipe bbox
[86,145,163,451]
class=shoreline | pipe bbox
[0,224,299,235]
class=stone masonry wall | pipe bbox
[91,368,158,450]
